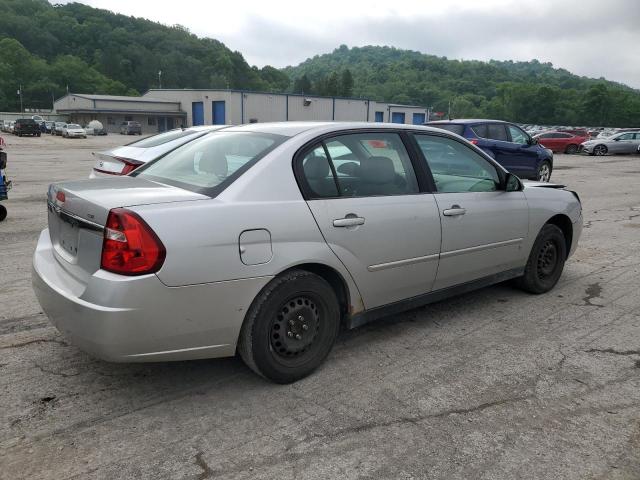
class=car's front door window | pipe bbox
[414,135,500,193]
[487,124,509,142]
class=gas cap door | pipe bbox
[239,229,272,265]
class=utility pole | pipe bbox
[447,99,451,120]
[158,70,162,89]
[18,84,23,113]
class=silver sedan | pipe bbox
[33,122,583,383]
[581,130,640,155]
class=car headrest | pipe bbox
[303,154,330,179]
[199,150,228,178]
[361,156,395,184]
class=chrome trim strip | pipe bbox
[440,238,523,259]
[368,253,439,272]
[48,201,104,232]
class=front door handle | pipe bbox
[443,205,466,216]
[333,216,365,227]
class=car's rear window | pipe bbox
[126,129,201,148]
[134,131,286,196]
[430,123,465,136]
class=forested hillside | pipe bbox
[1,1,638,126]
[285,45,640,126]
[0,0,289,110]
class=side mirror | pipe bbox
[504,173,522,192]
[528,136,537,145]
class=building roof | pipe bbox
[71,93,180,104]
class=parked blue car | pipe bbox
[427,119,554,182]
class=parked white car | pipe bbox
[62,124,87,139]
[90,125,228,177]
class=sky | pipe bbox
[57,0,640,89]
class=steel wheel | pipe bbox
[536,239,558,280]
[537,161,551,182]
[270,295,321,364]
[238,270,340,383]
[593,145,607,156]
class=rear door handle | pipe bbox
[333,216,365,227]
[443,205,466,216]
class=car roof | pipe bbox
[428,119,509,125]
[224,121,452,137]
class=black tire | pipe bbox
[536,160,552,182]
[0,204,7,222]
[516,224,567,294]
[565,144,578,154]
[238,270,340,383]
[592,144,607,156]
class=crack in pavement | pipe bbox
[0,337,67,350]
[586,348,640,357]
[194,451,214,480]
[302,393,536,443]
[33,362,81,378]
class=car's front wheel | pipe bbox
[565,144,578,154]
[592,144,607,156]
[238,270,340,383]
[537,161,552,182]
[516,224,567,294]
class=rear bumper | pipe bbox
[32,229,272,362]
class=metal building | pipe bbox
[54,90,429,133]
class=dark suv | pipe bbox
[427,119,554,181]
[120,121,142,135]
[14,118,41,137]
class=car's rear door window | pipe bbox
[299,132,419,198]
[487,124,509,141]
[471,124,488,138]
[414,134,500,193]
[134,131,285,196]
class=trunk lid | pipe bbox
[47,177,207,283]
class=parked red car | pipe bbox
[533,131,588,154]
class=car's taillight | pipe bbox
[100,208,166,276]
[120,158,143,175]
[468,138,479,145]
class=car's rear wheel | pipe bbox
[565,144,578,154]
[238,270,340,383]
[516,224,566,294]
[536,161,552,182]
[0,204,7,222]
[592,144,607,156]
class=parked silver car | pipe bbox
[581,130,640,155]
[33,122,583,383]
[90,125,228,177]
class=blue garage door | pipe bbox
[412,113,426,125]
[391,112,405,124]
[375,111,384,122]
[212,101,226,125]
[192,101,204,126]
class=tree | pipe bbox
[340,68,354,97]
[293,74,311,94]
[325,72,339,96]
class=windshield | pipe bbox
[134,131,286,196]
[67,124,81,129]
[126,128,202,148]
